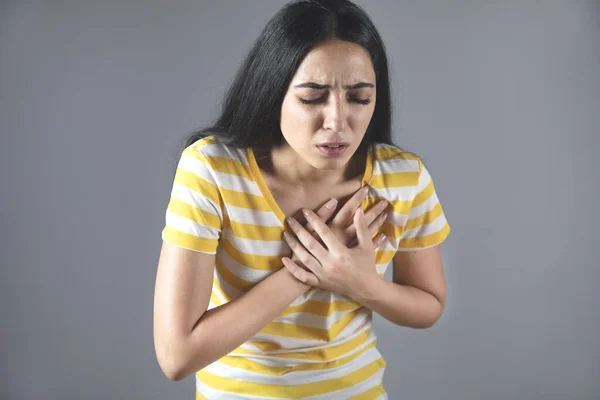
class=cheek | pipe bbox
[282,103,322,131]
[354,105,376,127]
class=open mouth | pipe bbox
[316,144,348,157]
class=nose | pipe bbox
[323,96,346,133]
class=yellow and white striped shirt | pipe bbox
[162,136,450,399]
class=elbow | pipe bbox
[155,336,191,382]
[160,361,186,382]
[166,369,188,382]
[158,351,192,382]
[156,335,211,382]
[414,299,445,329]
[427,301,446,329]
[417,316,441,329]
[156,348,185,381]
[161,365,182,382]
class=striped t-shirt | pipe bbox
[161,136,450,399]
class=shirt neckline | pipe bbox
[245,146,374,227]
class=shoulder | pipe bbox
[183,136,248,170]
[181,136,258,196]
[370,143,423,189]
[372,143,422,171]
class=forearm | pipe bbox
[352,276,444,329]
[173,268,310,380]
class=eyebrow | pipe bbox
[293,82,375,90]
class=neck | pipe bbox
[256,143,367,187]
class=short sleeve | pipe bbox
[398,158,450,250]
[161,145,224,254]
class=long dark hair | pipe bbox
[183,0,395,154]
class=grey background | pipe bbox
[1,0,598,399]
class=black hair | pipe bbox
[183,0,395,154]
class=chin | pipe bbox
[314,155,352,170]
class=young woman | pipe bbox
[153,0,450,398]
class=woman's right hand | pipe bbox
[289,185,390,268]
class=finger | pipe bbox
[363,200,389,226]
[305,198,337,235]
[330,185,370,228]
[283,231,320,269]
[283,257,319,286]
[346,209,388,248]
[345,199,388,237]
[373,232,387,248]
[368,210,389,237]
[286,218,329,262]
[315,198,338,222]
[303,209,344,253]
[348,231,387,248]
[354,208,371,248]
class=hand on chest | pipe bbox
[269,180,364,225]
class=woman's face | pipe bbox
[279,39,376,172]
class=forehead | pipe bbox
[291,40,375,85]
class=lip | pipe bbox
[316,143,349,158]
[317,142,349,147]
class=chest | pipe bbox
[263,177,365,225]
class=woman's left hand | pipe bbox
[282,207,386,298]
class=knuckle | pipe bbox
[305,241,317,252]
[378,212,388,223]
[336,253,349,265]
[315,212,328,221]
[299,249,313,261]
[298,253,311,265]
[295,272,306,283]
[330,262,343,275]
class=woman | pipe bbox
[153,0,450,398]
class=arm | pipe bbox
[153,196,348,382]
[351,245,446,329]
[154,184,386,381]
[153,241,310,382]
[351,156,449,328]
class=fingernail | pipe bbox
[302,209,311,218]
[363,186,370,195]
[287,217,297,226]
[325,198,338,210]
[283,231,291,240]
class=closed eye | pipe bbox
[298,96,371,105]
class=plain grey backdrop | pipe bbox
[1,0,599,399]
